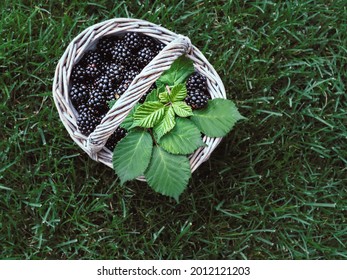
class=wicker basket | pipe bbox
[52,18,226,177]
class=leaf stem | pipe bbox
[165,85,173,104]
[149,128,158,145]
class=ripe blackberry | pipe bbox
[87,88,108,115]
[125,54,143,68]
[185,89,209,110]
[70,83,90,107]
[137,47,156,67]
[105,88,120,102]
[141,35,156,49]
[116,79,132,96]
[71,64,89,83]
[154,41,165,53]
[110,42,132,64]
[114,66,140,96]
[81,50,102,66]
[139,83,156,103]
[93,75,116,105]
[186,72,208,92]
[85,64,101,79]
[124,66,140,80]
[141,35,165,53]
[123,32,141,51]
[76,103,90,115]
[105,127,127,151]
[102,63,125,84]
[80,51,102,79]
[77,107,101,136]
[94,75,115,92]
[97,36,117,58]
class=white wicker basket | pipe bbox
[52,18,226,176]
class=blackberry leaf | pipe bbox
[144,86,165,103]
[133,101,166,128]
[154,106,176,141]
[156,56,194,87]
[169,84,187,102]
[191,98,245,137]
[113,130,153,185]
[159,92,170,103]
[158,118,205,155]
[144,146,191,202]
[120,104,139,130]
[172,101,193,117]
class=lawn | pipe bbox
[0,0,346,259]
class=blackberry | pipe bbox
[185,89,209,110]
[137,47,156,67]
[71,64,89,83]
[80,51,102,79]
[141,35,156,49]
[87,88,108,115]
[105,88,120,102]
[94,75,115,92]
[139,83,156,103]
[105,127,127,151]
[114,66,140,95]
[185,72,211,110]
[154,41,165,53]
[99,113,106,120]
[71,51,103,83]
[102,63,125,84]
[85,64,101,79]
[70,83,90,107]
[125,54,143,68]
[123,32,141,51]
[81,50,102,65]
[93,75,116,106]
[76,103,90,115]
[110,42,132,64]
[124,66,140,80]
[97,36,117,58]
[77,107,101,136]
[116,79,132,96]
[186,72,208,92]
[141,35,165,53]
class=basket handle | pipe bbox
[86,35,192,158]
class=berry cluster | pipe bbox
[70,32,165,150]
[185,72,211,109]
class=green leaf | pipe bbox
[159,92,170,103]
[154,106,176,140]
[159,118,205,154]
[170,84,187,102]
[191,98,245,137]
[156,56,195,87]
[113,130,153,185]
[172,101,193,117]
[145,86,164,102]
[144,146,191,201]
[133,101,166,128]
[120,104,139,130]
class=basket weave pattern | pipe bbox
[53,18,226,175]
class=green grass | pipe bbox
[1,0,346,259]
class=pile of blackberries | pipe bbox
[70,32,165,150]
[69,32,211,151]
